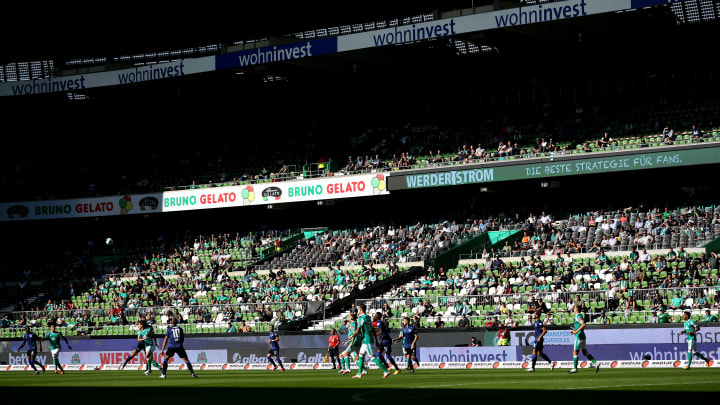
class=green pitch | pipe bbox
[1,369,717,404]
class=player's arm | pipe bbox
[571,317,585,335]
[538,325,548,340]
[61,333,72,350]
[411,331,418,349]
[161,335,169,353]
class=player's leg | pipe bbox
[160,350,170,378]
[121,348,140,370]
[177,348,197,377]
[580,347,599,372]
[570,339,580,373]
[27,351,38,373]
[52,348,64,374]
[33,350,46,372]
[267,350,278,369]
[365,343,389,375]
[275,354,285,371]
[403,347,414,371]
[353,347,365,378]
[375,345,389,369]
[384,341,400,371]
[411,347,420,367]
[529,346,538,371]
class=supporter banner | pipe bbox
[216,37,338,70]
[418,346,516,363]
[0,173,388,221]
[58,350,227,365]
[396,146,720,190]
[0,57,214,97]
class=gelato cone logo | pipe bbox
[197,351,208,363]
[241,186,255,205]
[371,174,386,195]
[71,353,81,364]
[118,195,133,214]
[262,187,282,202]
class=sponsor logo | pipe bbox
[139,197,159,211]
[8,365,29,371]
[522,362,529,369]
[200,363,225,370]
[63,364,83,371]
[71,353,81,364]
[118,196,132,214]
[611,361,618,368]
[82,364,102,371]
[617,361,644,368]
[289,363,317,370]
[245,363,272,370]
[242,186,255,206]
[7,205,29,219]
[196,351,208,364]
[674,360,682,368]
[223,363,246,370]
[166,364,183,371]
[440,362,470,369]
[370,174,386,195]
[493,362,499,369]
[493,361,526,369]
[262,187,282,201]
[465,363,473,369]
[469,362,496,369]
[315,363,335,370]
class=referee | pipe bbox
[328,328,340,369]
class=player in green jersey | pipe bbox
[681,311,711,369]
[338,314,360,375]
[43,324,72,375]
[569,304,599,374]
[350,304,391,379]
[137,320,163,375]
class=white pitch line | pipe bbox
[564,380,719,390]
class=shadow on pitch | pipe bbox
[3,387,716,404]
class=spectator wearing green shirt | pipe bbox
[670,292,685,310]
[658,308,671,323]
[226,321,237,333]
[704,310,718,323]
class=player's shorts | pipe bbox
[328,346,339,357]
[403,346,415,356]
[574,338,586,351]
[358,342,377,360]
[51,348,60,357]
[268,348,280,357]
[144,344,155,354]
[166,345,188,359]
[134,342,146,352]
[533,338,544,352]
[687,338,696,353]
[379,339,392,355]
[344,344,360,357]
[27,349,37,358]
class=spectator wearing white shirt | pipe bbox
[639,248,651,263]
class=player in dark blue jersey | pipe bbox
[527,312,554,372]
[17,326,45,374]
[374,312,401,374]
[159,317,197,379]
[393,317,419,372]
[267,324,285,371]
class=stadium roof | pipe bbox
[0,0,476,65]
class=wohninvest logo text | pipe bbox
[494,0,588,28]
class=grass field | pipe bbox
[1,369,717,404]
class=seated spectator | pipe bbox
[434,317,445,328]
[595,132,613,148]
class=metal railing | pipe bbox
[1,301,316,331]
[358,286,718,317]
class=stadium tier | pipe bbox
[4,3,720,402]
